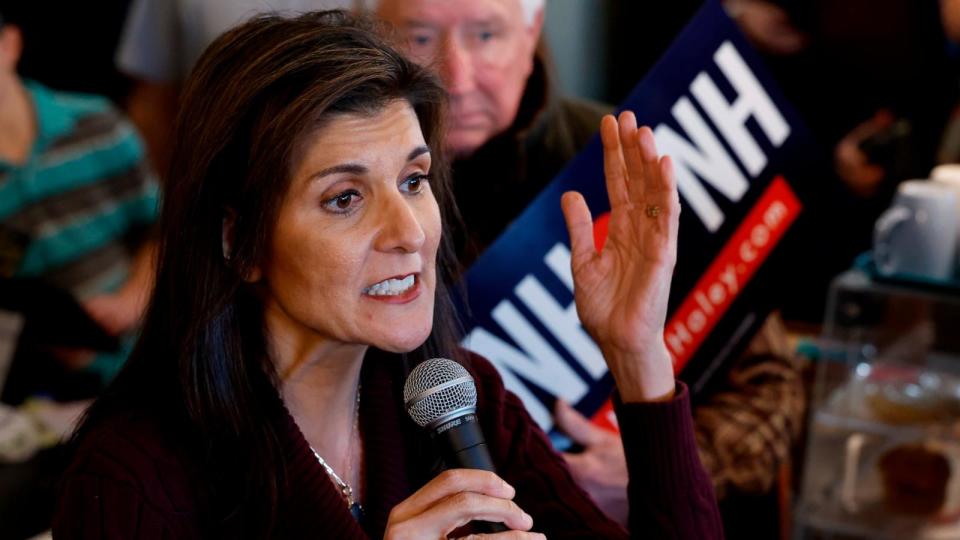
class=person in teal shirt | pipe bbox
[0,12,159,393]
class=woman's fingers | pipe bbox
[385,469,537,539]
[637,126,665,204]
[661,156,681,240]
[430,491,534,531]
[560,191,596,271]
[608,113,674,213]
[618,111,648,203]
[567,114,679,266]
[389,469,515,523]
[600,115,629,208]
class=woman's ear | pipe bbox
[222,209,262,282]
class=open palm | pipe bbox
[561,112,680,401]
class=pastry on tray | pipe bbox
[878,443,951,515]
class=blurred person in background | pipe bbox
[0,10,158,400]
[724,0,956,320]
[116,0,359,176]
[727,0,953,196]
[375,0,805,534]
[0,9,158,538]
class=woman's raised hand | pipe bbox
[384,469,545,539]
[561,111,680,403]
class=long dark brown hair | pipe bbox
[70,10,463,537]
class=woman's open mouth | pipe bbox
[362,273,421,303]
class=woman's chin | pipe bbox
[373,327,433,354]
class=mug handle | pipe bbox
[873,206,912,275]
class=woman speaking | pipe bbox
[54,11,721,539]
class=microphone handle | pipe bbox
[435,415,508,533]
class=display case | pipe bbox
[795,270,960,539]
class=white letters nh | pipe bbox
[655,41,790,233]
[462,244,598,430]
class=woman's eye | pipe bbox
[322,190,362,213]
[401,174,430,194]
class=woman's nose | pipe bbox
[373,193,427,253]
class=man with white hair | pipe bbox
[375,0,550,159]
[377,0,805,531]
[376,0,610,259]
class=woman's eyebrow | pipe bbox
[310,163,367,181]
[408,146,430,161]
[310,147,428,182]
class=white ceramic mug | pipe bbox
[930,164,960,184]
[874,180,958,281]
[930,165,960,276]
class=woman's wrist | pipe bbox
[603,344,676,403]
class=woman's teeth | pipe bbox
[364,275,416,296]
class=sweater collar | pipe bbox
[275,352,420,538]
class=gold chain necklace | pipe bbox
[309,383,364,523]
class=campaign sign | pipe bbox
[457,0,819,434]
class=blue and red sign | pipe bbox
[456,0,820,434]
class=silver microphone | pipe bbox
[404,358,507,532]
[404,358,478,430]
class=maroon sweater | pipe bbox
[53,354,722,538]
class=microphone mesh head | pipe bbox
[403,358,478,428]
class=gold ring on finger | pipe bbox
[645,204,661,218]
